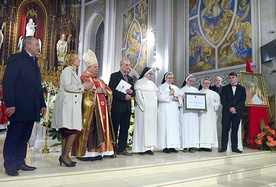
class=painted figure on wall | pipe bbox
[137,0,148,39]
[230,22,252,58]
[126,20,141,68]
[122,10,134,49]
[136,41,147,74]
[189,37,204,69]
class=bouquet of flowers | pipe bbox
[255,119,276,151]
[127,98,135,149]
[40,81,61,142]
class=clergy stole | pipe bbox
[91,77,111,149]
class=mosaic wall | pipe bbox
[122,0,148,74]
[188,0,252,73]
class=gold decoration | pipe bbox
[41,121,49,153]
[26,8,38,18]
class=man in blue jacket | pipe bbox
[2,36,46,176]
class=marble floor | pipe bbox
[1,129,276,187]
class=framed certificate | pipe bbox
[185,92,207,111]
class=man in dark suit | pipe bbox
[219,72,246,153]
[210,76,223,95]
[108,59,135,156]
[2,36,46,176]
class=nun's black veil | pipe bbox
[181,74,194,87]
[161,72,173,84]
[138,67,151,79]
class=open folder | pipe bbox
[115,79,131,93]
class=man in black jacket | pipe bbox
[210,76,223,95]
[108,59,135,156]
[219,72,246,153]
[2,36,46,176]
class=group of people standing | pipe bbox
[1,36,246,177]
[131,72,246,155]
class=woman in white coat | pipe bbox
[52,52,92,167]
[132,67,158,155]
[198,78,220,152]
[179,75,199,153]
[157,72,181,153]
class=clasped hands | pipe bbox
[229,107,237,114]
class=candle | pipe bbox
[45,92,50,122]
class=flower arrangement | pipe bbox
[127,98,135,149]
[255,119,276,151]
[40,81,61,142]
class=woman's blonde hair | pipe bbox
[63,51,78,67]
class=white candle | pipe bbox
[45,92,50,122]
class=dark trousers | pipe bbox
[111,110,130,152]
[3,121,34,170]
[221,115,241,150]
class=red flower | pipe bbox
[257,132,265,139]
[267,135,274,142]
[255,139,262,145]
[267,141,276,147]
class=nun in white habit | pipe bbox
[179,74,199,153]
[198,78,220,151]
[157,72,181,154]
[132,67,158,155]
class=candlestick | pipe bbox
[45,92,50,122]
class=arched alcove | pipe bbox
[95,22,104,77]
[83,13,104,75]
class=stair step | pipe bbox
[0,150,275,187]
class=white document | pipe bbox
[115,79,131,93]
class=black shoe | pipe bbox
[232,149,243,153]
[16,164,37,171]
[91,156,102,161]
[188,148,194,153]
[138,152,145,155]
[199,148,212,152]
[145,150,154,155]
[5,169,19,176]
[169,148,178,153]
[77,157,91,161]
[183,148,188,152]
[198,148,204,152]
[218,149,226,153]
[163,148,171,154]
[59,156,76,167]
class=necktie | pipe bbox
[231,84,237,87]
[124,74,128,82]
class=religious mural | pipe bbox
[189,0,252,73]
[122,0,148,74]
